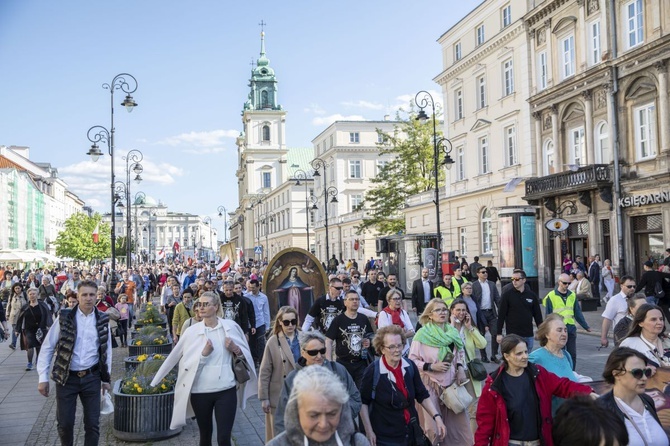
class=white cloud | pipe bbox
[158,129,239,147]
[312,114,366,126]
[183,146,227,155]
[341,100,384,111]
[303,104,326,115]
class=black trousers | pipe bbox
[250,324,266,366]
[190,387,237,446]
[338,359,367,390]
[56,369,101,446]
[478,309,499,358]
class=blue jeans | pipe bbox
[11,323,18,347]
[523,336,534,352]
[56,369,102,446]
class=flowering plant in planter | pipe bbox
[137,303,163,325]
[120,359,176,395]
[131,326,168,346]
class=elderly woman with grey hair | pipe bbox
[274,330,362,435]
[267,366,370,446]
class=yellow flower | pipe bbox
[134,383,139,388]
[132,377,137,381]
[147,302,153,306]
[161,384,167,390]
[137,354,148,362]
[135,341,142,346]
[137,387,143,393]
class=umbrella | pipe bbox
[0,251,24,262]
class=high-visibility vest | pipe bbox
[452,277,468,297]
[434,286,455,307]
[543,290,576,325]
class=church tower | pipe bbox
[234,27,288,259]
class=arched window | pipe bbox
[262,125,270,141]
[596,121,611,164]
[543,139,555,176]
[481,208,492,255]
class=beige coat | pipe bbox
[7,293,27,325]
[258,334,298,407]
[150,318,257,429]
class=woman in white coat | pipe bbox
[376,289,414,355]
[151,291,257,446]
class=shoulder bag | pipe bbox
[464,341,487,381]
[232,353,251,384]
[440,380,473,414]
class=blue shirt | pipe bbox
[245,291,270,328]
[529,347,577,415]
[285,334,300,362]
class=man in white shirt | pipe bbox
[37,280,112,446]
[245,279,270,367]
[601,275,637,348]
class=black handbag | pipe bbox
[465,345,488,381]
[408,417,430,446]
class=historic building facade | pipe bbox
[523,0,670,283]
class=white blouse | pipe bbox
[191,321,235,394]
[615,397,668,446]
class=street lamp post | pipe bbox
[133,191,146,266]
[249,194,266,260]
[292,169,312,253]
[415,91,455,276]
[310,158,339,263]
[85,73,138,292]
[217,206,228,244]
[122,150,143,268]
[203,216,213,262]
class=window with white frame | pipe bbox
[349,132,360,143]
[454,42,462,61]
[561,35,575,79]
[504,125,517,166]
[376,160,389,175]
[349,160,362,178]
[626,0,644,49]
[459,227,467,256]
[350,194,363,212]
[262,172,272,189]
[377,133,385,144]
[569,127,586,166]
[455,89,463,120]
[479,136,490,174]
[634,103,657,160]
[481,208,492,255]
[596,122,611,164]
[477,76,486,109]
[503,59,514,96]
[537,51,548,91]
[543,140,555,176]
[502,4,511,28]
[589,21,601,66]
[329,135,334,147]
[476,24,485,46]
[262,125,270,141]
[457,146,465,181]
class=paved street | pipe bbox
[0,292,615,445]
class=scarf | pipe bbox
[383,306,404,328]
[383,355,410,424]
[413,322,463,362]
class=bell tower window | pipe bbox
[262,125,270,142]
[262,91,269,108]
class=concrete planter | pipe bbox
[130,327,168,339]
[128,342,172,357]
[112,380,181,442]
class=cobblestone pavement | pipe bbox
[0,287,612,445]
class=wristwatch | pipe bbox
[432,413,441,420]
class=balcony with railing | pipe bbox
[523,165,612,201]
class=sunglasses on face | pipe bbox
[281,319,298,326]
[626,367,653,379]
[331,286,343,290]
[305,347,327,356]
[560,281,571,285]
[199,302,214,308]
[511,278,524,282]
[624,285,636,289]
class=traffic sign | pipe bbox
[254,246,263,254]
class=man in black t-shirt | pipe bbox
[377,273,405,310]
[302,278,345,333]
[360,271,384,309]
[218,282,249,335]
[326,290,373,389]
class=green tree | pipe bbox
[357,106,445,235]
[54,213,111,262]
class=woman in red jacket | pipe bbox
[475,334,595,446]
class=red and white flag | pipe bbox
[158,247,166,260]
[216,255,231,273]
[173,241,180,253]
[92,222,100,244]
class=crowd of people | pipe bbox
[1,249,670,445]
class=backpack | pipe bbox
[369,358,415,414]
[655,281,666,299]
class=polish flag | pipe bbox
[216,255,231,273]
[92,223,100,244]
[157,247,166,260]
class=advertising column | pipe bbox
[498,208,539,295]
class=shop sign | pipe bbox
[619,191,670,208]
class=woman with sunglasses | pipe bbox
[274,330,361,435]
[410,298,472,445]
[259,306,301,442]
[377,289,414,355]
[620,303,670,368]
[172,289,195,344]
[596,347,667,446]
[151,291,257,446]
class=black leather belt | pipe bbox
[70,363,99,378]
[482,308,494,312]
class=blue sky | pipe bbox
[0,0,482,239]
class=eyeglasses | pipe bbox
[384,344,404,351]
[478,271,488,274]
[389,297,402,301]
[624,285,636,289]
[511,278,525,282]
[199,302,214,308]
[625,368,653,379]
[559,281,571,285]
[304,347,327,356]
[193,303,201,308]
[346,297,360,301]
[331,286,343,290]
[432,308,449,313]
[353,276,360,279]
[281,319,298,326]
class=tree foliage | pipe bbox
[357,105,445,235]
[54,213,112,262]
